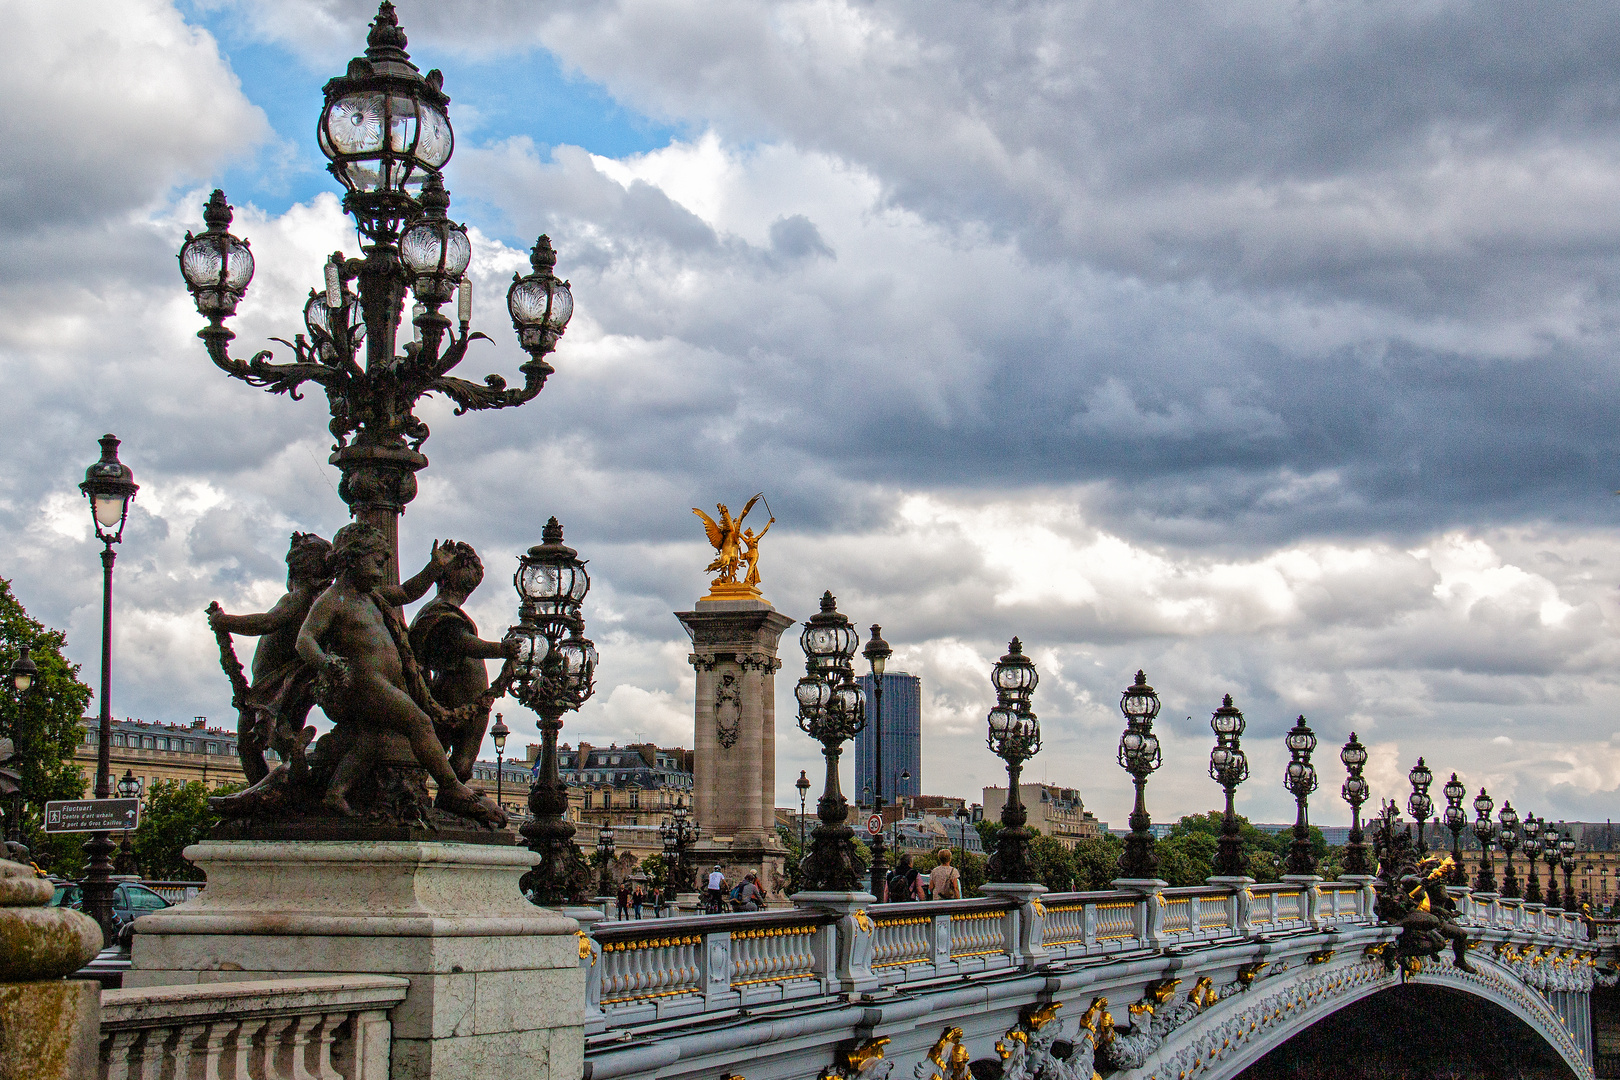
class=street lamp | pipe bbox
[1497,801,1521,899]
[1522,814,1544,905]
[1473,788,1497,893]
[1560,831,1577,911]
[596,824,615,903]
[1282,716,1319,877]
[490,713,509,808]
[658,795,697,893]
[1406,757,1433,855]
[1544,823,1564,908]
[4,644,39,851]
[1116,670,1163,881]
[985,639,1040,884]
[78,434,138,941]
[956,806,972,863]
[115,770,142,877]
[7,646,36,696]
[1340,733,1372,877]
[507,518,597,907]
[862,624,892,901]
[795,769,811,855]
[177,3,572,587]
[1207,694,1248,879]
[1442,773,1468,886]
[795,592,866,892]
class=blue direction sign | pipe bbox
[43,798,140,834]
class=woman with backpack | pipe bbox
[887,853,923,902]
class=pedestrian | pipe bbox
[616,882,630,921]
[705,865,727,914]
[736,872,764,911]
[654,884,669,918]
[632,884,644,919]
[887,853,922,902]
[928,848,962,900]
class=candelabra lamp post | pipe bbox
[1282,716,1319,877]
[795,594,865,892]
[114,770,143,877]
[1560,831,1578,911]
[4,645,38,851]
[662,796,697,893]
[1522,815,1543,905]
[1545,824,1565,908]
[175,3,574,586]
[1497,802,1521,899]
[1442,773,1468,886]
[1116,671,1163,882]
[1473,788,1497,893]
[595,824,615,903]
[506,518,598,907]
[863,624,892,901]
[1207,695,1249,879]
[79,434,138,942]
[1339,733,1372,877]
[985,639,1041,884]
[1406,757,1433,855]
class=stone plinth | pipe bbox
[128,841,583,1080]
[676,597,794,895]
[0,858,102,1080]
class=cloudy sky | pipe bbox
[7,0,1620,830]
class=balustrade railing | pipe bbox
[99,975,407,1080]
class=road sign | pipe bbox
[866,813,883,836]
[43,798,140,834]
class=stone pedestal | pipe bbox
[676,597,795,896]
[128,841,584,1080]
[0,859,103,1080]
[1206,875,1256,934]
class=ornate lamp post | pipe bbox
[176,3,573,585]
[114,770,143,877]
[1406,758,1433,855]
[506,518,597,907]
[985,639,1041,884]
[1339,733,1371,877]
[1283,716,1319,877]
[1497,802,1521,899]
[1545,824,1565,908]
[863,624,892,901]
[1472,788,1497,893]
[1560,831,1578,911]
[5,645,39,850]
[956,806,972,862]
[795,593,866,892]
[596,824,615,902]
[490,713,509,809]
[795,770,811,854]
[1523,815,1544,904]
[1442,773,1468,886]
[77,434,138,941]
[1207,695,1248,879]
[664,796,697,893]
[1116,671,1163,881]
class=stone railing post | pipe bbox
[1338,873,1379,921]
[1111,878,1168,948]
[979,883,1048,966]
[793,891,878,994]
[0,858,102,1080]
[1206,875,1254,937]
[701,930,733,1007]
[931,914,952,968]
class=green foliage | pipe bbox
[0,578,93,875]
[1155,829,1217,886]
[637,853,668,890]
[1028,834,1078,891]
[131,779,242,881]
[1072,835,1125,891]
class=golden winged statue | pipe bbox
[694,495,774,600]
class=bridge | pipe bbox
[578,881,1608,1080]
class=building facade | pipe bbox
[77,716,253,793]
[855,672,921,804]
[982,784,1103,848]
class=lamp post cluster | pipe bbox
[984,640,1041,884]
[659,797,697,894]
[1442,773,1468,886]
[1282,717,1319,877]
[1339,734,1371,876]
[1498,801,1522,899]
[1207,695,1248,879]
[794,593,867,892]
[1115,672,1164,881]
[1405,758,1432,855]
[1522,814,1544,905]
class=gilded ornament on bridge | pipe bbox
[694,495,774,601]
[916,1028,973,1080]
[820,1037,892,1080]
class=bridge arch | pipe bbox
[1121,953,1589,1080]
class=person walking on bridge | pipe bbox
[928,849,962,900]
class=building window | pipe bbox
[584,792,592,809]
[206,742,218,754]
[143,737,155,749]
[629,791,640,808]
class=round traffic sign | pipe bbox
[866,813,883,836]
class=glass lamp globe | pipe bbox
[1120,670,1160,720]
[1409,757,1432,791]
[508,236,575,353]
[1343,775,1368,802]
[1211,694,1244,736]
[515,517,589,624]
[178,190,255,317]
[1499,802,1520,833]
[1340,733,1368,769]
[1474,788,1495,820]
[992,638,1037,696]
[1285,717,1317,754]
[8,646,36,695]
[400,173,472,304]
[80,435,139,538]
[1443,772,1467,805]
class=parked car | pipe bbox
[48,880,171,924]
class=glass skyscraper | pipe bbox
[855,672,921,804]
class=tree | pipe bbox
[0,578,94,875]
[1028,835,1078,891]
[1072,835,1125,890]
[638,853,668,890]
[131,779,243,880]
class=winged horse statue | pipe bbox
[694,494,770,588]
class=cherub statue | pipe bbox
[693,494,764,584]
[407,541,511,786]
[295,523,505,825]
[207,532,334,784]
